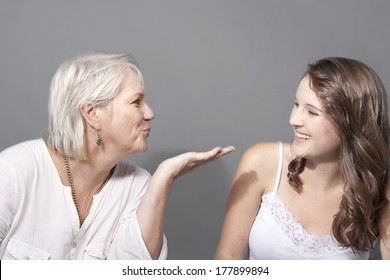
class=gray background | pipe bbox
[1,0,389,259]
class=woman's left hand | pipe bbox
[155,146,236,183]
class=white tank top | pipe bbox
[248,142,370,259]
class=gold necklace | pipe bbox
[63,156,114,227]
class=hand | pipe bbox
[155,146,235,183]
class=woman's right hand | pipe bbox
[155,146,235,184]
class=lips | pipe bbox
[295,130,311,140]
[143,128,150,137]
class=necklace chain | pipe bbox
[63,156,113,227]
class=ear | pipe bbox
[80,102,100,130]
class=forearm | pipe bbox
[379,208,390,259]
[215,243,248,260]
[214,219,250,260]
[379,189,390,260]
[380,243,390,259]
[136,146,235,259]
[136,166,172,259]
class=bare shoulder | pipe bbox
[239,142,281,170]
[379,177,390,259]
[234,142,283,193]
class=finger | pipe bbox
[219,146,236,155]
[203,146,236,161]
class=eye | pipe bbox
[308,110,319,116]
[131,99,141,107]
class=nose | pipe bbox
[289,106,303,127]
[143,102,155,121]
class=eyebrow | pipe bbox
[294,97,323,112]
[131,92,145,98]
[307,103,323,112]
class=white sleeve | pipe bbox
[107,166,168,260]
[0,158,19,244]
[107,210,168,260]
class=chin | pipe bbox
[125,145,148,157]
[138,143,148,153]
[291,144,306,158]
[141,146,148,153]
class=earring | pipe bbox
[96,129,102,146]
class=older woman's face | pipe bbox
[99,70,154,157]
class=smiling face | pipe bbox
[289,76,340,162]
[98,69,155,157]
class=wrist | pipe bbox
[153,161,176,185]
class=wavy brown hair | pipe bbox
[287,57,389,252]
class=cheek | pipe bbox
[323,125,341,146]
[112,110,143,134]
[116,111,134,126]
[122,118,143,135]
[330,133,341,147]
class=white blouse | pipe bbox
[0,139,167,260]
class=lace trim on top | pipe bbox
[259,192,358,258]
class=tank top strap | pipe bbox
[272,141,284,193]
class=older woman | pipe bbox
[0,53,234,260]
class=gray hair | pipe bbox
[44,52,144,160]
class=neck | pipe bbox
[48,146,118,194]
[64,154,117,193]
[302,159,341,191]
[288,144,341,191]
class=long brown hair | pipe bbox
[288,57,389,251]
